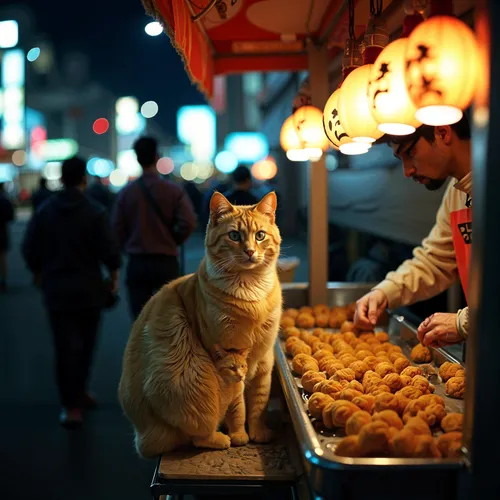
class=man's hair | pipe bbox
[61,156,87,187]
[133,136,158,167]
[232,165,252,184]
[40,177,47,188]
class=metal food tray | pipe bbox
[276,283,466,470]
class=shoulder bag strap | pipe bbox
[137,177,173,233]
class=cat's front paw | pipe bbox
[249,425,275,444]
[212,432,231,449]
[230,431,249,446]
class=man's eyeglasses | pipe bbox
[394,136,420,160]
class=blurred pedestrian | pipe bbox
[0,182,15,292]
[22,157,121,429]
[31,177,53,212]
[223,165,259,206]
[86,176,116,213]
[113,136,196,319]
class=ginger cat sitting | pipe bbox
[118,192,282,458]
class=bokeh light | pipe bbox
[141,101,159,119]
[93,118,109,135]
[156,156,174,175]
[93,158,114,178]
[251,157,277,181]
[115,96,139,115]
[109,169,128,188]
[214,151,238,174]
[180,162,198,181]
[27,47,40,62]
[43,161,62,181]
[12,150,26,166]
[195,161,214,180]
[145,22,163,36]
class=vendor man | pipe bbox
[354,115,471,348]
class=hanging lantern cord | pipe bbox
[348,0,356,39]
[370,0,383,17]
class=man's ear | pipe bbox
[210,192,234,224]
[254,191,277,223]
[435,125,453,145]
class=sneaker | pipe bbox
[82,392,98,410]
[59,408,83,430]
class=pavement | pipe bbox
[0,217,307,500]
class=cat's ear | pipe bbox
[254,192,277,223]
[209,343,226,361]
[210,192,234,224]
[238,348,251,358]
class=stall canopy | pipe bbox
[143,0,368,99]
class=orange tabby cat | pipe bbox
[118,191,282,458]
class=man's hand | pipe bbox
[417,313,462,347]
[354,289,388,330]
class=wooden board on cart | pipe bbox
[159,427,301,482]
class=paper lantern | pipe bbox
[405,15,480,126]
[339,142,372,155]
[279,116,309,162]
[292,105,330,161]
[368,38,422,135]
[338,65,384,143]
[323,89,350,150]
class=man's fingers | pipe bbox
[367,295,380,325]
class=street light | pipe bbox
[145,22,163,37]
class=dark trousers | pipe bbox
[47,308,101,409]
[126,254,180,319]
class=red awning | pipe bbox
[147,0,367,99]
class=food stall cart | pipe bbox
[144,0,500,497]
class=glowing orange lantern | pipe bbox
[338,65,384,143]
[280,116,309,162]
[405,15,480,126]
[251,157,278,181]
[292,105,330,161]
[368,38,422,135]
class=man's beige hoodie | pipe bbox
[374,172,472,338]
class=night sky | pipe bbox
[23,0,206,137]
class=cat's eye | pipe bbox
[228,231,241,241]
[255,230,266,241]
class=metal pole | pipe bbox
[463,0,500,494]
[307,42,329,306]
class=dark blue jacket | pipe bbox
[22,187,121,311]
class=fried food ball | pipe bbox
[374,393,400,413]
[418,394,445,407]
[393,357,411,374]
[417,403,447,427]
[328,313,344,329]
[313,379,332,393]
[411,343,432,363]
[455,369,466,378]
[376,356,392,365]
[362,356,380,371]
[404,416,432,436]
[445,377,466,399]
[325,400,360,427]
[282,326,301,340]
[299,306,314,315]
[340,320,355,333]
[290,341,312,357]
[335,435,360,457]
[398,386,423,400]
[280,316,295,328]
[331,368,356,383]
[323,360,347,378]
[359,332,376,341]
[372,410,404,430]
[343,332,357,344]
[321,400,337,429]
[372,344,387,354]
[319,356,343,371]
[313,349,335,363]
[413,435,441,458]
[301,370,326,393]
[319,379,346,397]
[375,362,397,378]
[313,304,330,317]
[357,421,391,457]
[332,340,352,353]
[441,413,463,433]
[400,366,423,378]
[296,313,315,329]
[292,353,318,374]
[338,388,364,402]
[352,395,376,414]
[348,360,370,380]
[395,394,411,416]
[375,331,390,343]
[285,336,301,354]
[312,342,334,354]
[400,375,412,386]
[439,361,463,382]
[391,429,419,457]
[402,399,427,420]
[338,354,358,367]
[312,328,325,337]
[389,352,406,364]
[346,410,372,435]
[307,392,334,419]
[348,380,364,393]
[283,308,299,319]
[383,373,404,392]
[355,350,373,362]
[368,385,392,396]
[387,344,403,353]
[436,432,463,458]
[315,314,329,328]
[411,375,430,394]
[299,330,314,343]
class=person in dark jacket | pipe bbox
[223,165,259,206]
[0,182,15,292]
[22,156,121,429]
[31,177,53,212]
[86,176,116,213]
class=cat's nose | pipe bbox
[246,249,255,257]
